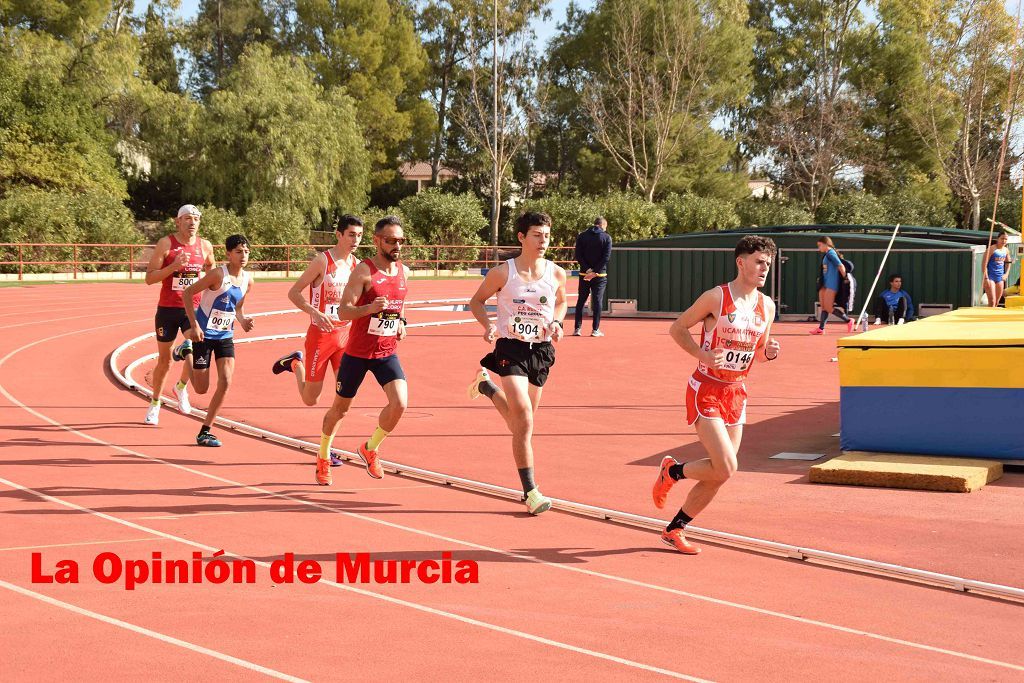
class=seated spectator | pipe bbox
[873,273,914,325]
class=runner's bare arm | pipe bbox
[236,275,255,332]
[549,265,568,342]
[669,288,723,364]
[287,254,333,331]
[469,264,507,341]
[336,263,385,319]
[202,239,216,272]
[182,269,224,342]
[397,264,411,341]
[755,300,780,362]
[145,237,186,285]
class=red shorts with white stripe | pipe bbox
[685,373,748,426]
[303,324,349,383]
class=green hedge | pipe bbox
[662,193,740,232]
[0,187,140,273]
[398,189,487,269]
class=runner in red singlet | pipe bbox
[313,215,410,486]
[651,235,780,555]
[143,204,216,426]
[272,215,364,423]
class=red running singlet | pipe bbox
[158,235,207,308]
[345,259,409,359]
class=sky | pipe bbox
[135,0,589,49]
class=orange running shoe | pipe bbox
[661,529,700,555]
[358,442,384,479]
[315,457,332,486]
[652,455,678,509]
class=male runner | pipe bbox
[272,215,363,412]
[467,211,567,515]
[143,204,216,425]
[180,234,255,447]
[314,216,410,486]
[652,235,781,554]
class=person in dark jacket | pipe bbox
[573,217,612,336]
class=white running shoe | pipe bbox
[525,488,552,515]
[174,383,191,414]
[467,368,490,400]
[144,403,160,425]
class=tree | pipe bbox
[185,0,275,96]
[140,1,182,93]
[452,0,549,244]
[755,0,870,214]
[288,0,433,185]
[194,44,370,218]
[910,0,1019,229]
[0,31,126,197]
[582,0,752,202]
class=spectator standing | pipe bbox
[573,217,612,337]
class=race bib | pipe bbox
[207,309,236,332]
[509,315,545,342]
[368,311,400,337]
[324,303,340,320]
[721,348,755,372]
[172,270,200,291]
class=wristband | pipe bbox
[551,320,563,328]
[399,317,408,325]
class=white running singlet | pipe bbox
[495,258,558,343]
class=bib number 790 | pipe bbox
[368,312,399,337]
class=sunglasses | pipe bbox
[381,237,407,245]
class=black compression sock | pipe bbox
[479,380,499,398]
[199,425,211,436]
[668,463,686,481]
[666,510,693,533]
[518,467,536,495]
[818,311,828,329]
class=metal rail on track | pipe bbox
[107,304,1024,604]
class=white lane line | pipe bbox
[0,578,309,683]
[7,321,1024,673]
[0,476,708,683]
[0,537,155,552]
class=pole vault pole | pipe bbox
[855,224,901,331]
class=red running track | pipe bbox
[1,280,1022,681]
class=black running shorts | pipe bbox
[155,306,190,343]
[336,353,406,398]
[480,338,556,388]
[192,337,235,370]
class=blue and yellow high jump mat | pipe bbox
[837,308,1024,461]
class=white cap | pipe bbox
[177,204,202,218]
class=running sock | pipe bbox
[319,433,333,461]
[668,463,686,481]
[832,308,850,322]
[150,398,161,407]
[199,425,211,436]
[518,467,537,495]
[666,510,694,533]
[366,426,389,451]
[818,311,828,329]
[175,380,187,391]
[479,379,499,399]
